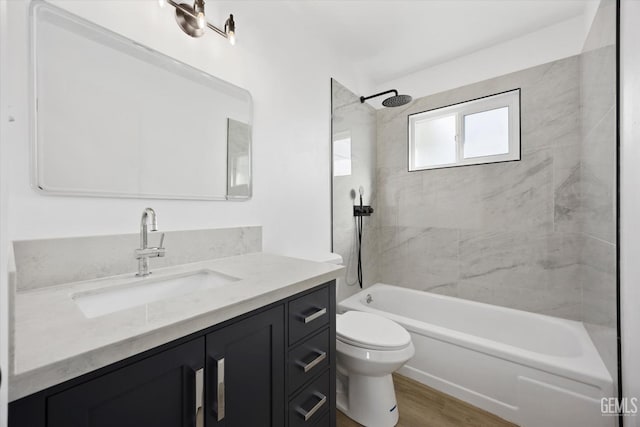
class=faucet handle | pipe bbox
[159,232,165,249]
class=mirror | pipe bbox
[31,2,252,200]
[226,119,251,198]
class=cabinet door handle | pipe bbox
[303,307,327,324]
[186,367,204,427]
[297,351,327,373]
[195,368,204,427]
[214,356,225,422]
[296,392,327,421]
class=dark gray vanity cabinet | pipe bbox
[205,306,285,426]
[287,285,336,427]
[47,338,204,427]
[8,281,336,427]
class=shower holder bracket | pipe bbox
[354,206,374,217]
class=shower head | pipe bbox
[360,89,412,108]
[382,93,413,107]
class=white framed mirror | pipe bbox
[31,1,252,200]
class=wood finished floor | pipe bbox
[336,374,518,427]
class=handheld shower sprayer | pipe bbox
[352,186,374,289]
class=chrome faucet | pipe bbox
[135,208,166,277]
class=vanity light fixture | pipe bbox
[162,0,236,44]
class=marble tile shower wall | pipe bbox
[332,80,379,302]
[376,55,586,321]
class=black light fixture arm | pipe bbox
[360,90,398,103]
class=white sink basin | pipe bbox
[73,269,240,318]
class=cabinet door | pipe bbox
[47,338,204,427]
[205,306,285,427]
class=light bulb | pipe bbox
[225,15,236,45]
[196,12,205,30]
[158,0,165,8]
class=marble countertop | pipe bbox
[10,252,343,401]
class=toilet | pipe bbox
[297,253,414,426]
[336,310,415,427]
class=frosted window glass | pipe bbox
[408,89,519,171]
[334,136,352,176]
[463,107,509,159]
[414,115,457,168]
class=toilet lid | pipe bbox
[337,311,411,351]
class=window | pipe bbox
[333,131,352,176]
[408,89,520,171]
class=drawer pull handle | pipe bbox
[297,392,327,421]
[303,307,327,324]
[297,351,327,373]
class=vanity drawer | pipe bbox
[289,286,330,345]
[289,371,330,427]
[289,328,330,394]
[310,410,330,427]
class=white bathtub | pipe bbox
[339,283,615,427]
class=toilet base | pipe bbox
[336,373,399,427]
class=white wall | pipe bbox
[4,0,362,253]
[621,0,640,424]
[372,15,588,104]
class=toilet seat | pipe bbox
[337,311,411,351]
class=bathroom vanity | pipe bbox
[8,253,340,427]
[8,4,340,424]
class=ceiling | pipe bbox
[284,0,589,86]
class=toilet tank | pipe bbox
[296,253,343,265]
